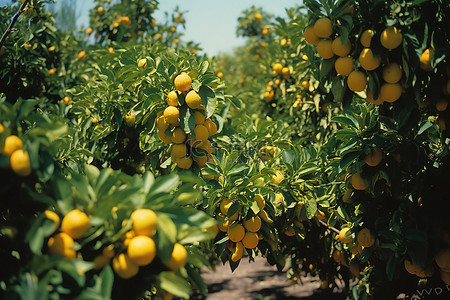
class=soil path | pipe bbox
[198,256,346,300]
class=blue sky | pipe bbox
[1,0,303,55]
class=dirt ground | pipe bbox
[196,256,347,300]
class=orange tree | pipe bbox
[302,0,450,298]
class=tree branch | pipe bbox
[0,0,31,48]
[318,219,340,234]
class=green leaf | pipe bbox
[339,151,360,170]
[228,164,249,176]
[332,115,358,128]
[304,198,317,219]
[158,271,191,299]
[100,266,113,299]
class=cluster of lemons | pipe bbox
[0,128,31,176]
[404,244,450,284]
[304,15,407,105]
[156,72,217,170]
[349,147,383,192]
[216,195,273,262]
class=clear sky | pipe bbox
[1,0,303,56]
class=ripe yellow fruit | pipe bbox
[174,72,192,92]
[382,63,402,83]
[315,210,326,220]
[166,243,188,271]
[204,119,217,136]
[77,50,86,60]
[112,253,139,279]
[163,106,179,124]
[258,210,274,223]
[102,245,115,259]
[194,111,205,125]
[227,224,245,242]
[347,71,367,92]
[281,67,290,75]
[3,135,23,156]
[175,156,193,169]
[359,48,381,71]
[380,26,403,50]
[271,170,284,184]
[254,194,265,210]
[97,6,104,15]
[380,83,402,103]
[220,198,233,215]
[420,48,434,72]
[156,115,168,131]
[61,209,90,239]
[366,89,384,105]
[364,148,383,167]
[48,232,76,259]
[261,27,269,35]
[304,25,319,45]
[273,63,283,74]
[127,236,156,266]
[255,12,263,20]
[335,56,354,76]
[158,131,171,144]
[86,27,93,35]
[171,127,186,144]
[360,29,373,47]
[44,210,60,233]
[217,71,224,79]
[351,173,366,190]
[435,248,450,272]
[242,232,259,249]
[167,91,178,106]
[172,144,187,158]
[194,124,209,141]
[10,149,31,176]
[131,208,157,237]
[204,225,219,236]
[357,228,375,247]
[244,216,261,232]
[0,123,4,133]
[185,90,202,109]
[200,140,213,155]
[194,155,208,167]
[93,254,110,270]
[338,227,353,243]
[314,17,333,38]
[316,39,334,59]
[231,241,244,262]
[331,37,351,57]
[108,47,114,53]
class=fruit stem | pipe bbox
[0,0,30,47]
[318,219,340,234]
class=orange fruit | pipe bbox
[419,48,434,72]
[243,216,261,232]
[163,106,179,124]
[227,224,245,242]
[112,253,139,279]
[171,127,186,144]
[97,6,104,15]
[436,99,448,112]
[175,156,193,169]
[158,131,171,144]
[131,208,157,237]
[10,149,31,176]
[44,210,60,233]
[174,72,192,92]
[359,48,381,71]
[254,194,265,210]
[48,232,76,259]
[316,39,334,59]
[335,56,354,76]
[185,90,202,109]
[172,144,187,158]
[364,148,383,167]
[314,17,333,38]
[220,198,233,215]
[360,29,373,47]
[380,83,402,103]
[242,232,259,249]
[166,243,188,271]
[231,241,244,262]
[254,12,263,20]
[273,63,283,74]
[357,228,375,247]
[351,173,366,190]
[127,236,156,266]
[85,27,93,35]
[77,50,86,60]
[380,26,403,50]
[204,119,217,136]
[167,91,178,106]
[347,71,367,92]
[382,63,402,83]
[194,111,205,125]
[3,135,23,156]
[217,71,223,78]
[304,25,319,45]
[61,209,90,239]
[366,89,384,105]
[338,227,353,243]
[331,37,351,57]
[193,124,209,141]
[435,248,450,272]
